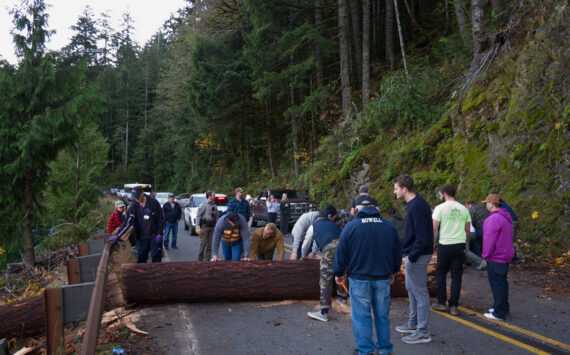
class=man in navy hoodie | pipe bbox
[334,196,402,355]
[393,174,434,344]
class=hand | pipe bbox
[195,226,201,235]
[335,276,344,285]
[434,243,438,251]
[211,255,219,261]
[289,252,298,260]
[307,252,316,259]
[389,274,395,285]
[107,235,118,243]
[155,235,163,245]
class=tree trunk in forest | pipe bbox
[350,0,363,89]
[120,259,437,303]
[362,0,371,105]
[0,294,44,338]
[24,168,36,268]
[444,0,450,34]
[402,0,431,40]
[393,0,409,76]
[372,0,377,59]
[75,151,81,224]
[265,102,275,178]
[471,0,486,70]
[385,0,395,70]
[453,0,470,47]
[490,0,501,11]
[338,0,352,119]
[314,0,325,116]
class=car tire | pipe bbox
[184,221,189,230]
[251,219,257,227]
[191,226,196,236]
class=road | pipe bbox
[128,220,570,355]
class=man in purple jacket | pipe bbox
[482,194,515,321]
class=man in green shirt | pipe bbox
[431,184,471,316]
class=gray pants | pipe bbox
[405,254,431,334]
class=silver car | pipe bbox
[155,192,172,207]
[184,193,228,235]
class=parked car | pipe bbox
[155,192,172,207]
[175,193,190,208]
[109,187,118,195]
[184,193,229,235]
[251,189,317,228]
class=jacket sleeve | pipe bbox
[245,202,251,221]
[334,226,350,276]
[276,232,285,260]
[156,199,166,236]
[116,205,136,239]
[301,225,314,258]
[196,202,206,227]
[249,230,260,260]
[482,216,498,260]
[240,215,251,257]
[211,217,224,257]
[176,204,182,220]
[408,208,432,262]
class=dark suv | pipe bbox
[251,189,317,228]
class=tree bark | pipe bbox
[402,0,431,40]
[350,0,363,88]
[0,294,45,339]
[362,0,371,105]
[314,0,325,116]
[490,0,501,11]
[264,102,275,178]
[471,0,486,65]
[385,0,395,70]
[444,0,450,34]
[120,259,437,303]
[338,0,352,119]
[393,0,409,76]
[453,0,470,47]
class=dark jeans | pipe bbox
[279,214,289,235]
[436,243,465,307]
[137,237,162,263]
[268,212,277,223]
[470,228,483,257]
[487,261,509,319]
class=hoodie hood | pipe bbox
[494,208,513,223]
[356,206,380,218]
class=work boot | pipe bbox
[449,306,458,316]
[431,303,448,312]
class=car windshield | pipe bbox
[193,196,207,207]
[214,196,228,206]
[156,193,170,199]
[272,190,304,199]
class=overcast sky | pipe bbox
[0,0,188,65]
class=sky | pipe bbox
[0,0,189,65]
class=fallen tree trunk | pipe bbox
[0,294,45,339]
[121,258,437,304]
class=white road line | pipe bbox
[179,304,201,355]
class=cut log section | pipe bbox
[121,257,437,304]
[0,294,45,339]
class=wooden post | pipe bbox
[80,242,112,355]
[77,243,88,257]
[45,288,64,354]
[66,258,80,285]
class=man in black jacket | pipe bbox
[113,186,165,263]
[163,193,182,249]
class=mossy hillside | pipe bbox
[307,0,568,259]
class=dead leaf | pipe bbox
[537,294,548,298]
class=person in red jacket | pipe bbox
[107,200,126,235]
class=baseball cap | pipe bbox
[359,184,369,192]
[132,186,144,198]
[115,200,126,208]
[168,193,175,197]
[318,208,329,219]
[325,204,337,217]
[235,187,244,193]
[481,194,501,205]
[355,194,377,207]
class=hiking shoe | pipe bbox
[449,306,458,316]
[484,312,505,321]
[431,303,448,312]
[402,331,432,344]
[336,297,348,307]
[476,260,487,270]
[395,322,417,333]
[307,310,328,322]
[172,245,178,249]
[488,308,494,313]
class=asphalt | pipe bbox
[128,220,570,355]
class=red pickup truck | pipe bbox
[251,189,318,229]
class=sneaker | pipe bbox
[476,260,487,270]
[431,303,448,311]
[449,306,458,316]
[307,310,328,322]
[172,245,178,249]
[395,322,417,333]
[484,312,505,321]
[336,297,348,307]
[488,308,494,313]
[402,331,432,344]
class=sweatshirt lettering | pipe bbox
[361,218,383,223]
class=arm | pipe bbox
[464,222,470,243]
[289,217,304,259]
[392,228,403,274]
[333,227,350,277]
[482,217,498,260]
[245,201,251,221]
[211,218,223,260]
[240,216,251,260]
[176,204,182,221]
[433,220,440,249]
[195,202,206,227]
[301,225,314,258]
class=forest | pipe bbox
[0,0,568,268]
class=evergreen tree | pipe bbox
[65,5,99,66]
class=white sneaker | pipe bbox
[307,310,328,322]
[484,312,505,321]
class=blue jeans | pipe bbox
[221,240,243,260]
[137,238,162,263]
[349,278,393,355]
[164,221,178,247]
[405,255,431,334]
[470,228,483,257]
[487,261,509,319]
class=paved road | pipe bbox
[130,220,570,355]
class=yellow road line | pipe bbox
[457,306,570,351]
[431,308,551,355]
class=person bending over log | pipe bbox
[211,211,251,261]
